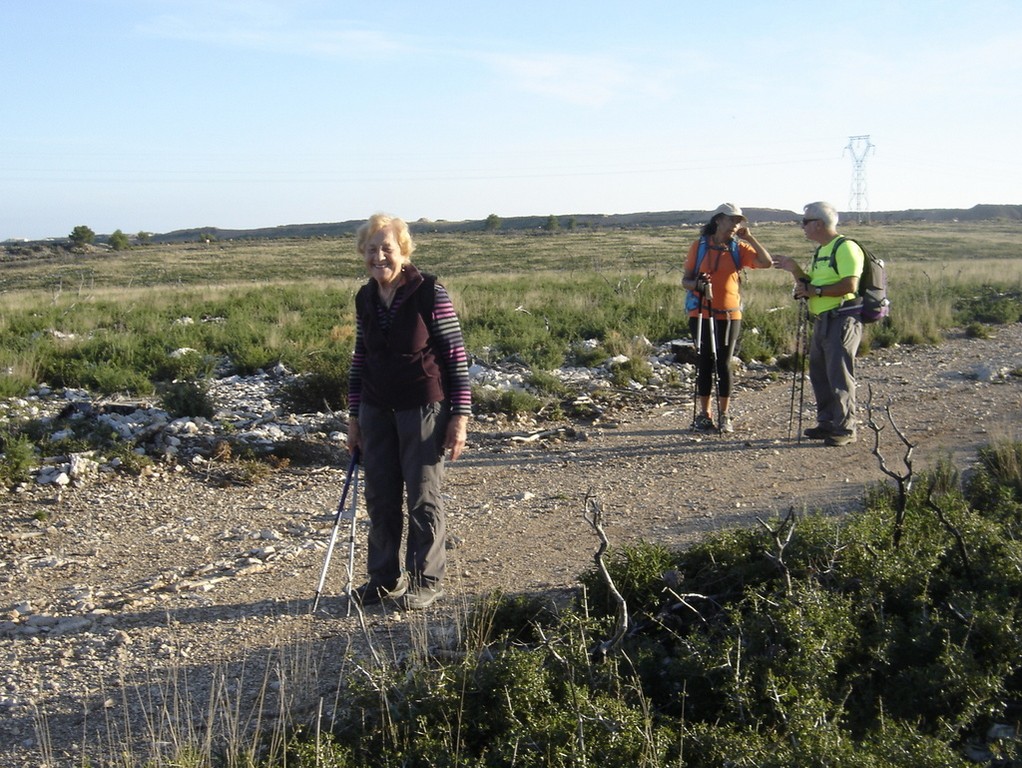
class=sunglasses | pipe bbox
[801,218,820,226]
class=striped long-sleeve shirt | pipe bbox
[348,274,471,418]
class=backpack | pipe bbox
[685,236,742,312]
[824,237,890,324]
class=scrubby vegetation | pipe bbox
[2,221,1020,491]
[1,223,1019,406]
[269,441,1022,767]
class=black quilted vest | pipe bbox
[355,268,444,411]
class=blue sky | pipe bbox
[2,0,1020,240]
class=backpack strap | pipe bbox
[824,237,866,313]
[827,237,849,273]
[729,240,742,272]
[694,236,708,273]
[694,236,742,273]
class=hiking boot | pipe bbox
[351,574,408,606]
[719,413,734,433]
[692,414,715,431]
[803,425,832,440]
[404,582,444,610]
[825,432,857,447]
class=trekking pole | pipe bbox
[787,299,807,441]
[704,282,722,434]
[796,300,809,444]
[692,291,703,426]
[311,449,360,615]
[343,459,361,617]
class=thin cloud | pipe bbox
[135,2,663,105]
[476,51,636,107]
[135,1,407,58]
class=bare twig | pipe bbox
[533,623,567,665]
[926,479,975,586]
[757,508,797,595]
[509,427,570,443]
[584,493,629,661]
[660,588,713,623]
[866,384,916,547]
[351,599,382,668]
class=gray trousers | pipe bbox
[358,401,448,587]
[808,311,863,436]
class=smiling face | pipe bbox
[363,225,408,288]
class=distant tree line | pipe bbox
[67,225,151,251]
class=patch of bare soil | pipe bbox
[2,324,1021,766]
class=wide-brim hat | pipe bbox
[711,202,746,221]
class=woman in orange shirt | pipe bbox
[682,203,773,433]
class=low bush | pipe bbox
[0,431,36,488]
[159,379,215,419]
[957,288,1022,325]
[471,386,544,417]
[279,353,351,414]
[278,442,1022,767]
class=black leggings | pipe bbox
[689,317,741,398]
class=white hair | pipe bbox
[803,201,838,228]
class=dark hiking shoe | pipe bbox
[352,574,408,606]
[803,425,832,440]
[692,414,716,432]
[825,432,857,447]
[404,583,444,610]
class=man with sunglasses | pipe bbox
[773,201,864,446]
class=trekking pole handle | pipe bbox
[696,273,713,303]
[793,276,809,300]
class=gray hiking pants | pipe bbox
[358,401,448,587]
[808,310,863,436]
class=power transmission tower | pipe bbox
[844,135,875,223]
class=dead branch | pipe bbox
[584,492,629,662]
[866,384,917,547]
[757,508,797,595]
[926,478,976,586]
[660,588,714,624]
[509,427,571,444]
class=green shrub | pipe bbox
[471,386,544,417]
[527,369,568,397]
[269,441,1022,767]
[464,590,564,648]
[153,348,217,381]
[103,442,154,475]
[0,361,36,397]
[159,380,215,419]
[964,321,992,339]
[608,355,652,387]
[0,432,36,487]
[280,355,350,413]
[957,287,1022,325]
[966,440,1022,521]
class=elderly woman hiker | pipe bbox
[346,213,471,610]
[682,203,773,433]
